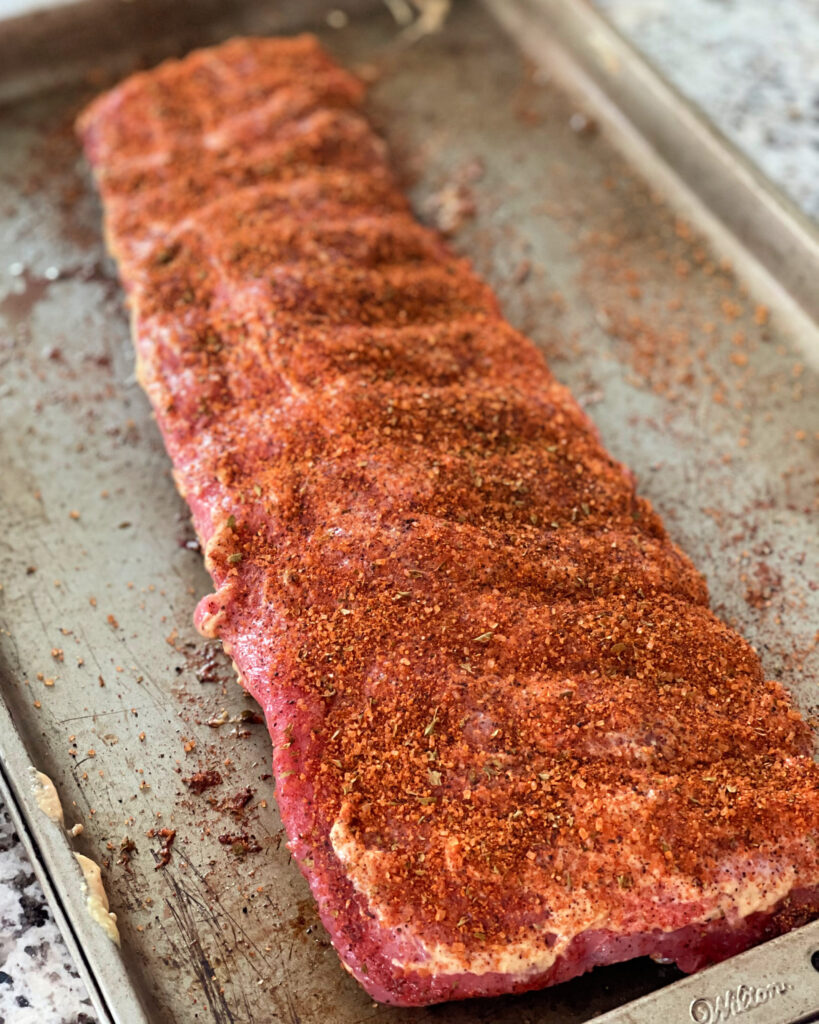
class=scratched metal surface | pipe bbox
[0,2,817,1022]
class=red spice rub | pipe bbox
[146,827,176,870]
[183,768,222,794]
[77,36,818,1006]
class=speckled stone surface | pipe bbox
[0,808,96,1024]
[0,3,817,1022]
[594,0,819,220]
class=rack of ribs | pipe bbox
[77,35,818,1007]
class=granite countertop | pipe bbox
[593,0,819,220]
[0,809,96,1024]
[1,2,817,1022]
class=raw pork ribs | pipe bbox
[78,35,818,1006]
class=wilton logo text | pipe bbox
[689,982,792,1023]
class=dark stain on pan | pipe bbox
[160,870,237,1024]
[156,859,304,1024]
[0,269,52,325]
[0,261,119,328]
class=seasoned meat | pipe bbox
[77,36,819,1006]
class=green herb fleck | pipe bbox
[423,706,440,737]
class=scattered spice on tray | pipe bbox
[146,827,176,869]
[194,642,225,683]
[218,833,262,856]
[183,769,223,794]
[744,562,784,610]
[117,837,137,870]
[218,788,254,819]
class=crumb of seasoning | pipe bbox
[139,731,146,742]
[513,260,531,285]
[233,709,263,725]
[51,648,64,661]
[219,787,254,817]
[106,613,118,628]
[425,179,477,236]
[69,510,80,520]
[218,833,262,856]
[146,827,176,869]
[118,836,137,868]
[183,769,223,794]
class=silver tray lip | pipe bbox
[0,697,151,1024]
[0,1,816,1022]
[593,919,819,1024]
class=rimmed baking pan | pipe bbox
[0,1,816,1020]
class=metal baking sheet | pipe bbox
[0,1,817,1021]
